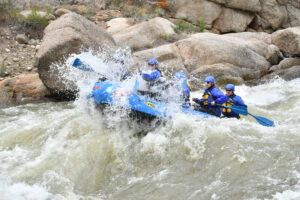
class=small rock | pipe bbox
[35,45,40,51]
[27,67,32,71]
[5,48,10,53]
[55,8,71,17]
[13,58,19,62]
[16,34,29,44]
[31,45,35,49]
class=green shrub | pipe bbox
[173,17,189,33]
[15,9,52,38]
[173,17,206,33]
[80,8,95,21]
[23,10,50,28]
[158,33,170,40]
[108,2,120,10]
[135,8,146,19]
[195,19,206,32]
[0,0,13,22]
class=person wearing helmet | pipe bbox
[142,58,163,81]
[174,72,192,107]
[138,58,165,88]
[115,57,128,80]
[192,76,227,117]
[222,84,247,119]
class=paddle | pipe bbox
[73,58,95,72]
[132,78,139,93]
[220,105,248,116]
[248,113,275,127]
[219,104,274,127]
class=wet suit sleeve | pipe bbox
[211,88,227,105]
[233,96,247,107]
[142,70,161,81]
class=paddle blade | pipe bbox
[249,113,275,127]
[73,58,95,72]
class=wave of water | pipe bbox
[0,52,300,200]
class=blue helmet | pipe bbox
[225,84,235,91]
[204,76,215,83]
[174,72,186,79]
[116,57,124,63]
[148,58,159,65]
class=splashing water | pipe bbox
[1,51,300,200]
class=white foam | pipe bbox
[0,177,54,200]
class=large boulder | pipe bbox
[265,44,283,65]
[225,32,271,57]
[259,0,288,30]
[262,57,300,82]
[0,73,50,103]
[54,8,72,18]
[207,0,261,12]
[112,17,175,51]
[6,0,106,10]
[190,63,248,87]
[167,0,298,32]
[174,33,271,87]
[35,12,116,99]
[264,65,300,81]
[132,44,185,73]
[287,3,300,27]
[213,7,254,33]
[168,0,222,29]
[271,27,300,55]
[269,58,300,71]
[106,18,135,34]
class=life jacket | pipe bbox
[203,87,216,106]
[155,67,165,78]
[222,95,235,114]
[186,80,192,91]
[179,79,192,96]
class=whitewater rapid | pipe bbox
[0,52,300,200]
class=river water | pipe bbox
[1,53,300,200]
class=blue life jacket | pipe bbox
[222,94,247,118]
[195,85,227,117]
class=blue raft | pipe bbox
[74,58,275,126]
[91,80,214,121]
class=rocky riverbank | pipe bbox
[0,0,300,103]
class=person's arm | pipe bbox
[212,88,228,105]
[142,70,161,81]
[192,97,204,105]
[234,96,247,107]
